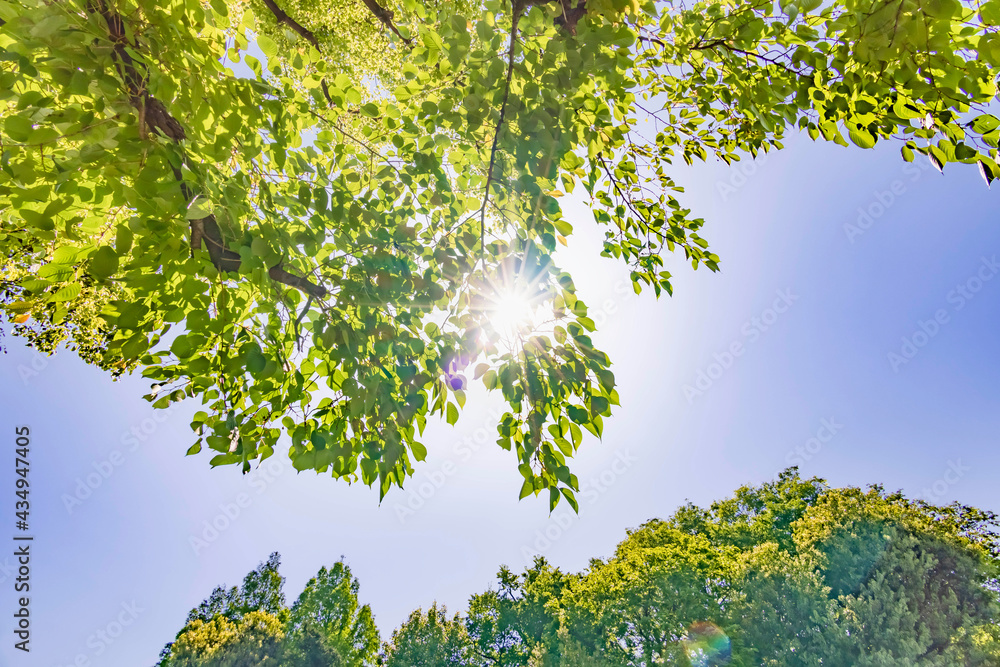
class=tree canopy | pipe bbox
[2,0,998,504]
[157,553,380,666]
[155,470,1000,665]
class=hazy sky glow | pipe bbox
[2,131,999,667]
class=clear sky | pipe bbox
[1,130,999,667]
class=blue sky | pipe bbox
[2,131,999,667]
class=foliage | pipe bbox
[287,562,381,664]
[383,604,472,666]
[3,0,1000,505]
[382,470,1000,666]
[165,611,287,667]
[279,625,346,667]
[793,486,1000,665]
[157,554,379,666]
[186,552,287,625]
[464,561,571,665]
[157,471,1000,665]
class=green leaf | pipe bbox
[410,441,427,462]
[971,114,1000,134]
[52,284,81,302]
[89,246,119,279]
[482,370,498,389]
[186,196,214,219]
[171,335,195,358]
[476,20,493,41]
[258,34,278,57]
[36,265,70,282]
[251,237,269,257]
[446,402,459,425]
[554,437,573,456]
[310,431,327,450]
[20,279,49,293]
[922,0,959,18]
[567,405,589,424]
[423,30,444,62]
[979,160,997,187]
[210,454,240,467]
[30,13,67,38]
[3,116,33,142]
[928,147,945,172]
[246,349,267,374]
[52,246,79,265]
[848,126,876,149]
[596,369,615,391]
[591,395,610,416]
[955,143,977,161]
[293,450,317,472]
[360,458,377,483]
[560,487,579,512]
[116,225,134,253]
[981,0,1000,25]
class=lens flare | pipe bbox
[472,253,559,353]
[490,289,537,338]
[683,621,731,667]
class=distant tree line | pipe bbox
[156,470,1000,666]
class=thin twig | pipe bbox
[479,0,524,253]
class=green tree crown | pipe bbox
[2,0,997,505]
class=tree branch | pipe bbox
[521,0,588,34]
[91,1,327,299]
[555,0,587,35]
[90,0,186,141]
[690,38,806,76]
[359,0,412,44]
[182,176,327,298]
[260,0,320,49]
[258,0,334,105]
[479,0,524,252]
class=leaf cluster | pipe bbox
[2,0,997,503]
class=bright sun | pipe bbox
[476,255,559,349]
[482,284,558,351]
[490,290,537,338]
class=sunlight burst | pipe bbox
[477,268,557,351]
[490,289,537,338]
